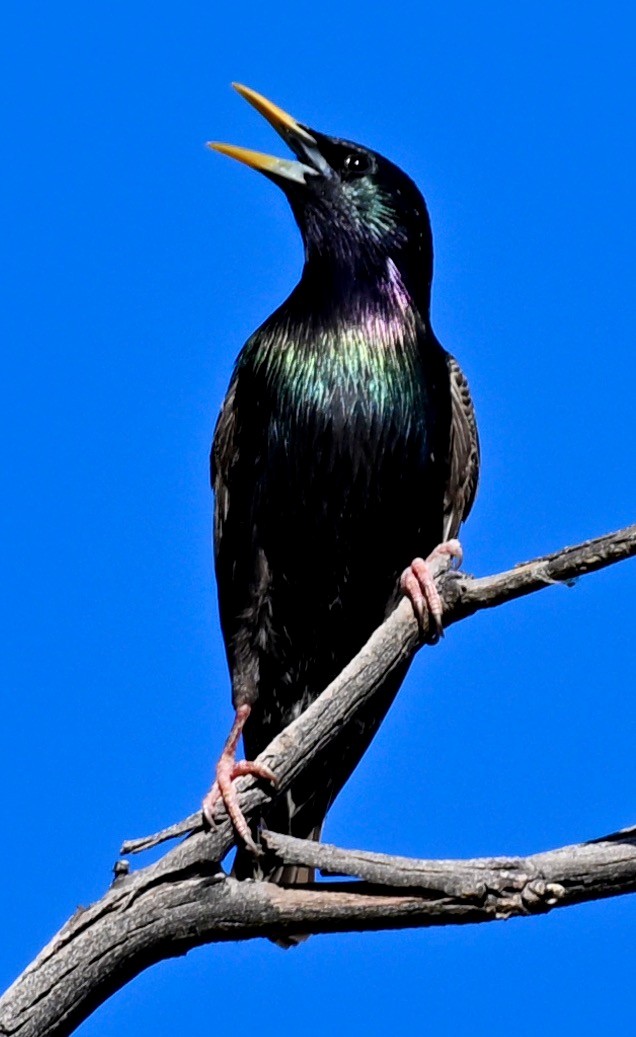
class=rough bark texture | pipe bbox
[1,523,635,1037]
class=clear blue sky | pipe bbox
[2,1,636,1033]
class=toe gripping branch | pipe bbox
[400,539,463,640]
[202,704,277,853]
[204,540,463,848]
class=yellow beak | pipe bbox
[207,142,312,183]
[208,84,320,185]
[230,83,316,145]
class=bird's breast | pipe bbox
[262,322,426,452]
[241,320,442,555]
[228,316,450,702]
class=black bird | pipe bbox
[203,85,479,882]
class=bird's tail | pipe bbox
[232,818,323,949]
[261,821,323,888]
[232,819,322,885]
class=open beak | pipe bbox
[208,84,330,185]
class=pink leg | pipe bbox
[202,704,277,853]
[400,538,463,638]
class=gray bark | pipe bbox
[1,523,635,1037]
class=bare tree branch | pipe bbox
[122,522,636,854]
[1,523,635,1037]
[3,825,636,1037]
[261,827,636,904]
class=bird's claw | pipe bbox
[400,538,463,639]
[202,761,278,854]
[202,703,277,853]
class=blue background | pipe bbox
[2,1,636,1033]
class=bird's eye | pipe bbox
[342,152,371,178]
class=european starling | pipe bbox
[203,85,480,881]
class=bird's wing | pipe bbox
[211,374,274,710]
[443,353,480,540]
[210,375,237,557]
[211,375,252,654]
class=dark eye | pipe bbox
[342,152,371,178]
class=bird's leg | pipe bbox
[202,704,277,853]
[400,538,463,639]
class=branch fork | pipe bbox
[2,523,636,1037]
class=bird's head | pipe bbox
[209,85,433,313]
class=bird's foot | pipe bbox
[400,538,463,639]
[202,704,277,854]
